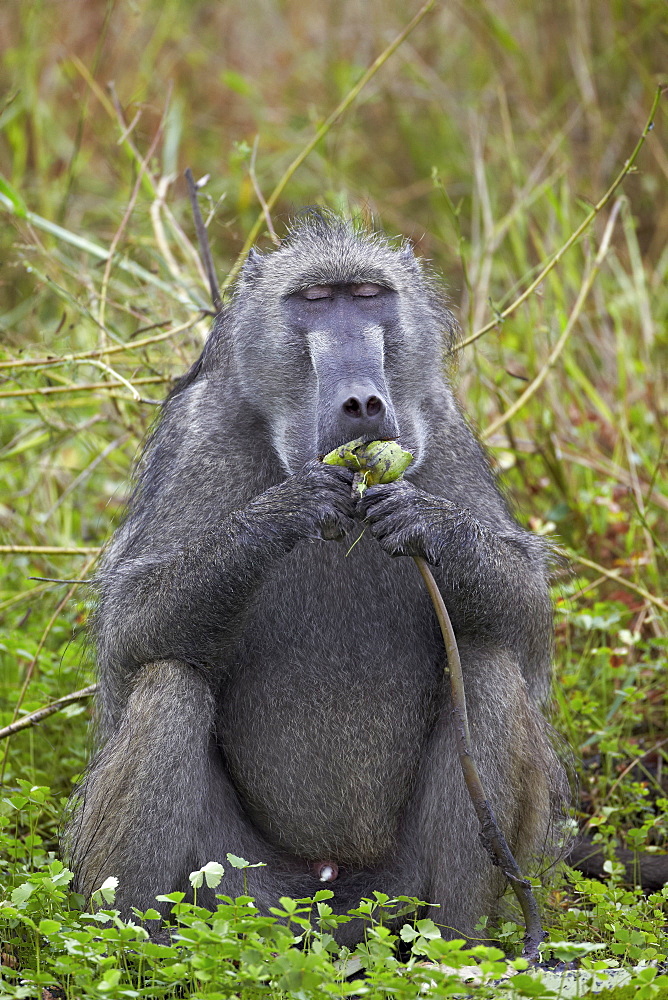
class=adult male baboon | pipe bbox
[66,214,568,943]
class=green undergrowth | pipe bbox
[1,814,667,999]
[1,0,667,995]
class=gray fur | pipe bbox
[65,215,568,943]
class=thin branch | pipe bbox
[108,81,207,276]
[185,167,222,312]
[97,101,169,340]
[602,737,668,806]
[0,546,101,555]
[0,583,52,613]
[481,198,622,441]
[221,0,435,292]
[41,433,132,522]
[0,193,195,306]
[75,359,142,401]
[0,685,97,741]
[566,552,668,615]
[0,376,168,400]
[151,174,187,285]
[0,318,200,371]
[1,553,98,781]
[249,136,280,246]
[104,77,159,199]
[485,434,668,513]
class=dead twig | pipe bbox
[0,685,97,741]
[566,552,668,615]
[0,318,199,371]
[0,546,101,555]
[185,168,222,313]
[0,377,168,400]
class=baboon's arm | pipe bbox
[359,478,552,678]
[95,462,354,680]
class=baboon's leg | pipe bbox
[401,649,564,940]
[68,660,288,917]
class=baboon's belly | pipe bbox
[219,648,440,864]
[217,542,441,862]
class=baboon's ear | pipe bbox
[241,247,264,283]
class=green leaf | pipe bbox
[11,882,35,904]
[97,968,121,991]
[226,853,265,869]
[92,876,118,905]
[189,860,225,888]
[38,918,61,934]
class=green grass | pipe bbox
[1,1,667,996]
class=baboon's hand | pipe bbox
[244,460,357,548]
[359,479,475,564]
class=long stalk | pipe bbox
[413,555,545,962]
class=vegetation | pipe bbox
[0,1,666,996]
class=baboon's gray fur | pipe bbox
[65,215,569,943]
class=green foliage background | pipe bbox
[0,0,667,991]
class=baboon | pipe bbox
[66,214,569,943]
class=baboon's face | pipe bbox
[239,278,432,475]
[231,232,446,476]
[281,281,400,463]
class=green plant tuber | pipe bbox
[322,437,414,495]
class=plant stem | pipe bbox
[413,555,545,962]
[0,684,96,741]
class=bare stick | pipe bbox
[413,555,545,962]
[0,377,167,400]
[0,684,97,741]
[0,546,100,555]
[184,168,222,313]
[0,318,200,372]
